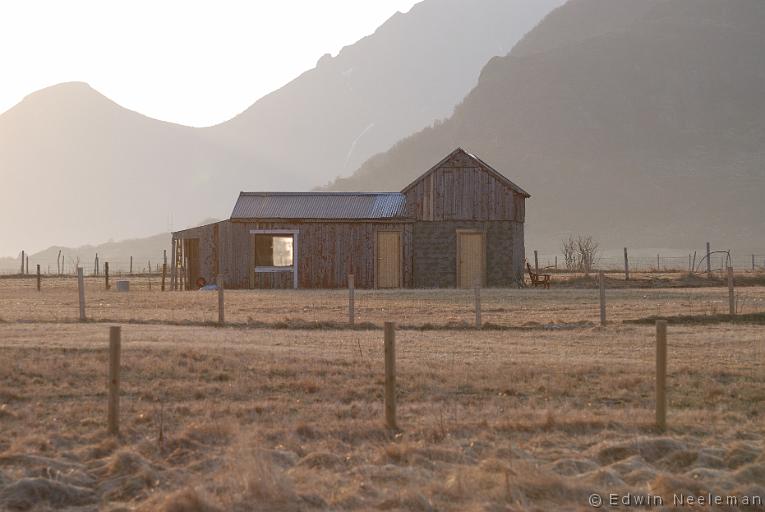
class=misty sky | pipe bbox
[0,0,418,126]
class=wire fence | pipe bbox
[1,257,168,276]
[1,275,763,328]
[530,252,765,273]
[3,249,765,277]
[1,278,763,431]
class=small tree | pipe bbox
[561,235,577,271]
[560,234,601,275]
[576,235,600,276]
[69,256,80,276]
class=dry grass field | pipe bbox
[0,278,763,511]
[1,274,765,328]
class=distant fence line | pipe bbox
[1,262,165,276]
[531,251,765,273]
[3,248,765,276]
[1,253,168,276]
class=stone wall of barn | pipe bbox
[412,220,524,288]
[403,149,528,288]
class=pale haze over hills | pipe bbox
[0,0,561,260]
[328,0,765,253]
[2,0,763,266]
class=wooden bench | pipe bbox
[527,262,551,289]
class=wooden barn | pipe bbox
[170,148,529,289]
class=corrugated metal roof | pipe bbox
[231,192,408,220]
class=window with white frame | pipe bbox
[254,234,294,268]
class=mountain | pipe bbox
[0,217,224,274]
[0,83,254,258]
[206,0,564,185]
[0,0,561,257]
[0,232,171,275]
[328,0,765,253]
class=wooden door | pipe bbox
[458,232,484,288]
[377,231,401,288]
[184,239,200,289]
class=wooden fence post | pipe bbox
[104,262,110,290]
[384,322,397,430]
[108,326,121,435]
[161,264,167,292]
[656,254,660,272]
[20,250,24,274]
[656,320,667,431]
[25,255,29,275]
[727,267,735,317]
[170,239,176,291]
[623,247,630,281]
[217,275,225,326]
[706,242,711,278]
[534,250,539,273]
[753,254,756,272]
[36,264,41,291]
[599,271,606,326]
[77,267,86,321]
[130,256,133,275]
[348,274,355,326]
[554,256,558,271]
[474,282,481,329]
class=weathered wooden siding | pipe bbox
[177,215,524,290]
[173,148,528,290]
[223,221,413,289]
[251,271,294,289]
[403,151,525,222]
[173,221,229,287]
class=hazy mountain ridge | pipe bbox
[0,232,171,274]
[327,0,765,252]
[208,0,563,183]
[0,217,221,273]
[0,82,253,259]
[0,0,561,257]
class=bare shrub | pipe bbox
[69,257,81,276]
[561,234,600,275]
[575,235,600,275]
[561,235,576,271]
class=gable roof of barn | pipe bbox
[231,192,407,220]
[400,147,531,198]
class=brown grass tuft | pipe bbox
[230,451,301,511]
[0,477,95,510]
[154,488,222,512]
